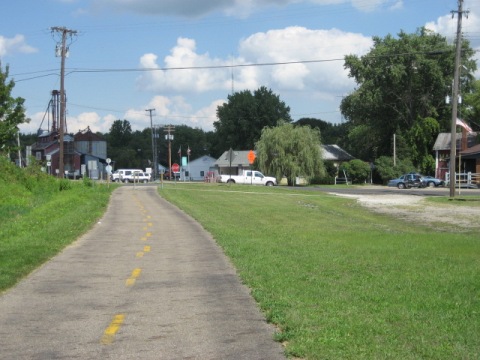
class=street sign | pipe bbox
[247,150,256,164]
[172,163,180,172]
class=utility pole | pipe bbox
[449,0,468,197]
[51,26,77,178]
[146,109,156,180]
[164,125,175,177]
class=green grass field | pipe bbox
[159,183,480,359]
[0,159,114,292]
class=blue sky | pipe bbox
[1,0,479,134]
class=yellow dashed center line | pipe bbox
[144,245,151,252]
[101,314,125,344]
[125,268,142,287]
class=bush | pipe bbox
[341,159,371,184]
[59,179,72,191]
[374,156,415,184]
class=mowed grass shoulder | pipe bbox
[0,174,114,293]
[159,183,479,359]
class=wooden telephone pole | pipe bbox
[51,26,77,177]
[449,0,468,197]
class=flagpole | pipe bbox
[187,146,190,182]
[178,146,182,181]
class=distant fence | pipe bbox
[445,172,480,188]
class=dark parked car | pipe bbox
[388,173,425,189]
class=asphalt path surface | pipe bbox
[0,185,285,360]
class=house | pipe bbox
[215,145,353,176]
[215,150,253,175]
[322,144,355,165]
[180,155,217,181]
[432,131,478,180]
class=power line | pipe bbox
[13,48,466,82]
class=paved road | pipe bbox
[0,186,285,359]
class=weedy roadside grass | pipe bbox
[0,158,115,292]
[159,183,480,360]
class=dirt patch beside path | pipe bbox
[332,193,480,232]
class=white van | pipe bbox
[111,169,143,183]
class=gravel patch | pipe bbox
[331,193,480,231]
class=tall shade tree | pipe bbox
[0,63,27,155]
[214,86,292,153]
[256,122,324,186]
[340,28,477,162]
[463,79,480,131]
[106,119,133,168]
[107,119,132,148]
[405,116,440,174]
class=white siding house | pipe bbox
[180,155,217,181]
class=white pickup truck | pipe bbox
[219,170,277,186]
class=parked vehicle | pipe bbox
[422,176,444,187]
[163,170,180,180]
[219,170,277,186]
[131,171,151,183]
[110,169,143,183]
[387,173,425,189]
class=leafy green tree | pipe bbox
[214,86,292,153]
[405,117,439,174]
[341,159,371,184]
[256,122,324,186]
[295,118,349,145]
[340,28,477,162]
[106,120,133,168]
[107,120,132,148]
[0,63,28,155]
[463,79,480,131]
[374,156,415,184]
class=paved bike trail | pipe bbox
[0,185,285,359]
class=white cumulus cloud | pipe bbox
[137,26,372,102]
[0,34,37,57]
[425,3,480,76]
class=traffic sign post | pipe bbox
[171,163,180,182]
[247,150,256,164]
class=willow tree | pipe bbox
[255,122,324,186]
